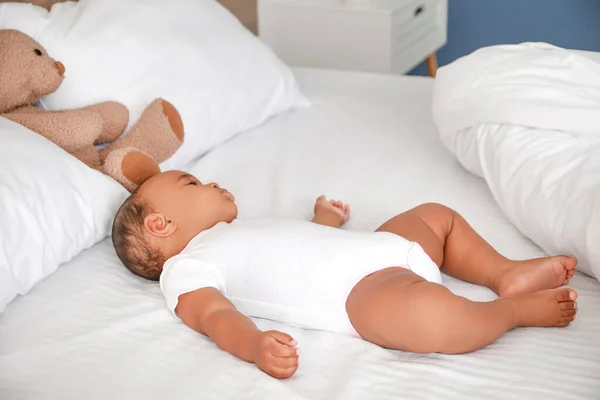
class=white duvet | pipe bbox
[433,43,600,281]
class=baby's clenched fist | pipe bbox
[314,195,350,225]
[251,330,299,379]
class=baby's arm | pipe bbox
[311,195,350,228]
[176,288,299,379]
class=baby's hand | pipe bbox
[314,195,350,225]
[251,330,299,379]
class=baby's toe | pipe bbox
[560,301,577,311]
[557,318,573,327]
[555,289,577,302]
[566,257,577,269]
[561,309,577,318]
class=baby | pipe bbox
[112,170,578,379]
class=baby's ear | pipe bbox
[144,213,176,237]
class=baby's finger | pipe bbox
[268,331,297,347]
[271,354,299,368]
[270,364,299,379]
[272,342,299,357]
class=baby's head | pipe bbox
[112,170,237,280]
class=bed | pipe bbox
[2,0,600,398]
[1,65,600,399]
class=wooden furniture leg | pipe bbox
[426,53,438,78]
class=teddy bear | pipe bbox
[0,29,184,191]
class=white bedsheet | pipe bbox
[1,68,599,400]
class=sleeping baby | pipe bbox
[112,170,578,379]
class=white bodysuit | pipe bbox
[160,219,443,336]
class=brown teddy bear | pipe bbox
[0,29,184,191]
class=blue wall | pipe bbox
[410,0,600,76]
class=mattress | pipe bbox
[1,67,599,400]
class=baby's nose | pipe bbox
[209,183,220,189]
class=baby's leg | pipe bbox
[376,203,576,297]
[346,268,577,354]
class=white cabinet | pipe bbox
[258,0,448,75]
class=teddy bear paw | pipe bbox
[104,147,161,192]
[98,98,184,165]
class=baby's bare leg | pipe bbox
[376,203,576,296]
[346,268,577,354]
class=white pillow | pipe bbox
[0,0,307,170]
[0,2,48,34]
[0,118,128,312]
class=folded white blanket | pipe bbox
[432,43,600,280]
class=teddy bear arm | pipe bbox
[3,109,104,153]
[80,101,129,145]
[8,105,45,114]
[71,144,103,170]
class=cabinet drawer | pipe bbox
[392,0,447,73]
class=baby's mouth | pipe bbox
[221,189,235,201]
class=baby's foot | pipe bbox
[507,288,577,328]
[494,256,577,297]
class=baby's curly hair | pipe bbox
[112,190,166,281]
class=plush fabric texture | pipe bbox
[1,0,307,170]
[97,98,185,163]
[104,147,161,191]
[4,106,105,152]
[0,29,61,112]
[0,117,128,312]
[82,101,129,144]
[0,29,184,191]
